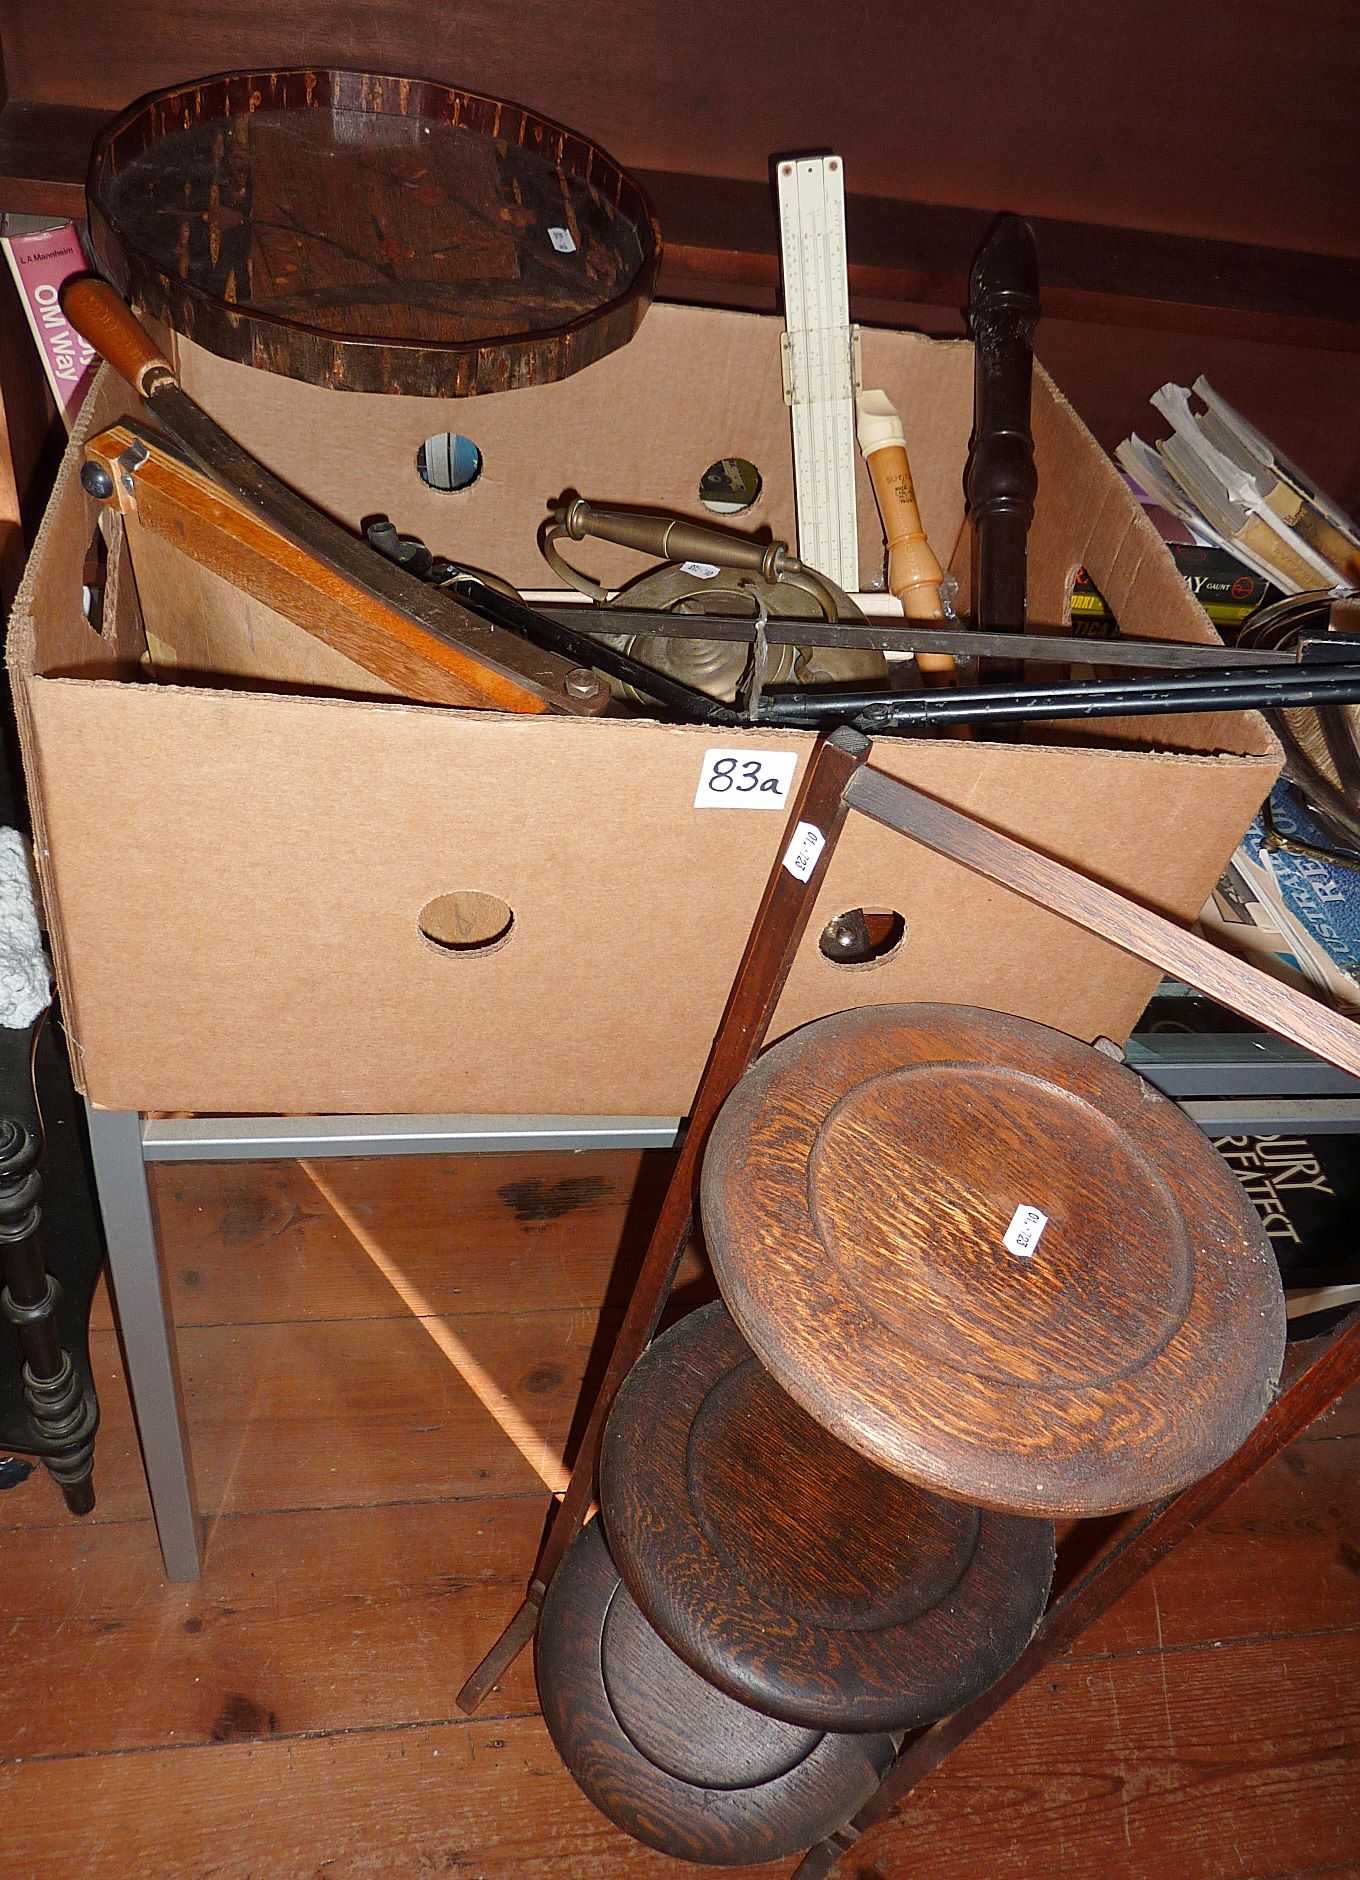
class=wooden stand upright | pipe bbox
[458,728,1360,1873]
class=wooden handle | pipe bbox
[864,448,948,620]
[857,391,960,692]
[86,423,557,715]
[61,277,176,397]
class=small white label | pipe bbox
[548,225,577,253]
[680,560,721,579]
[782,821,826,881]
[1003,1205,1048,1260]
[694,749,798,810]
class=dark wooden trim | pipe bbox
[2,103,1355,351]
[643,171,1360,352]
[0,101,105,219]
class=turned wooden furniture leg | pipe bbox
[0,1021,97,1514]
[795,1308,1360,1877]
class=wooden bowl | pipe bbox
[601,1301,1054,1731]
[537,1518,897,1865]
[702,1003,1286,1517]
[87,70,661,395]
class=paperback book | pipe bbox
[1117,378,1360,597]
[0,219,97,428]
[1198,785,1360,1016]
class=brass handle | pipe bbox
[556,498,791,583]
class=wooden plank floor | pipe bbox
[0,1149,1356,1880]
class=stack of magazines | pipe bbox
[1119,378,1360,596]
[1199,784,1360,1016]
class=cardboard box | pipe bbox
[8,304,1278,1116]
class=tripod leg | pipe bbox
[457,729,871,1712]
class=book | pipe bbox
[1139,988,1360,1338]
[0,220,97,428]
[1071,543,1277,633]
[1119,380,1360,597]
[1190,378,1360,588]
[1212,1132,1360,1336]
[1198,784,1360,1017]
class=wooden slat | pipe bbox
[1070,1432,1360,1658]
[0,1448,1354,1760]
[2,1633,1354,1880]
[0,1498,549,1757]
[846,764,1360,1078]
[851,1628,1360,1879]
[0,1309,598,1527]
[1306,1385,1360,1440]
[129,1150,678,1328]
[0,1711,798,1879]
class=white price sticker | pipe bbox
[782,821,826,881]
[548,226,577,253]
[694,749,798,810]
[680,560,721,579]
[1003,1205,1048,1260]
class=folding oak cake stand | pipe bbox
[457,727,1360,1877]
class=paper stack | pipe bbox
[1119,378,1360,597]
[1199,785,1360,1016]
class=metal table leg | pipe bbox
[83,1103,201,1581]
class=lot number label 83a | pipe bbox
[694,749,799,809]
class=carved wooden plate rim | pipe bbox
[535,1517,898,1864]
[601,1301,1055,1730]
[702,1003,1286,1517]
[86,67,662,395]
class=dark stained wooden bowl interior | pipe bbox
[702,1003,1287,1518]
[536,1518,898,1866]
[600,1300,1055,1732]
[87,69,661,394]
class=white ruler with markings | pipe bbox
[777,154,860,592]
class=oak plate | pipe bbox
[536,1518,897,1865]
[701,1004,1286,1516]
[601,1301,1055,1730]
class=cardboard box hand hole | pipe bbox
[416,431,483,493]
[699,457,763,516]
[417,890,515,956]
[7,305,1279,1117]
[819,908,907,969]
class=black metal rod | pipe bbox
[448,578,1360,734]
[535,608,1299,670]
[757,664,1360,732]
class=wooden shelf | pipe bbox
[647,170,1360,352]
[2,99,1356,352]
[0,99,105,218]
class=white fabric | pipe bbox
[0,827,51,1029]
